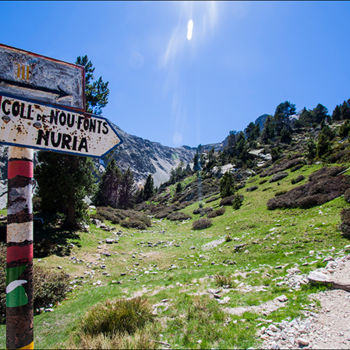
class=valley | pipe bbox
[1,161,349,348]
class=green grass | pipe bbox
[1,162,349,348]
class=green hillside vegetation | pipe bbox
[1,160,350,348]
[2,99,350,348]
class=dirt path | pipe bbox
[260,255,350,349]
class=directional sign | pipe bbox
[0,94,122,158]
[0,44,85,110]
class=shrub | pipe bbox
[0,242,69,324]
[267,167,350,210]
[341,208,350,225]
[33,266,70,312]
[291,175,305,184]
[259,179,267,185]
[261,158,305,177]
[225,234,232,242]
[192,218,212,230]
[167,212,191,221]
[345,189,350,203]
[205,195,220,203]
[193,207,213,216]
[121,219,147,230]
[220,195,234,206]
[269,172,288,183]
[340,223,350,238]
[154,210,171,219]
[290,164,304,172]
[246,186,258,192]
[94,207,123,224]
[81,298,153,337]
[232,194,244,210]
[214,275,235,288]
[94,207,151,228]
[275,190,287,197]
[207,207,225,218]
[309,166,346,182]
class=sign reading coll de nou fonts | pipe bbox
[0,94,122,157]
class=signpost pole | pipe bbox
[6,146,34,350]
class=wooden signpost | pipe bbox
[0,44,122,349]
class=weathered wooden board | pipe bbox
[0,44,85,110]
[0,94,122,158]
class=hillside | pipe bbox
[1,100,350,348]
[1,151,350,348]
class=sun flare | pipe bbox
[187,19,194,40]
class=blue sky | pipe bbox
[1,1,350,147]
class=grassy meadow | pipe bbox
[1,162,349,348]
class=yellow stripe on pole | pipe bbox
[18,341,34,349]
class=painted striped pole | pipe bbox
[6,147,34,350]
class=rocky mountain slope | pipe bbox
[106,124,196,186]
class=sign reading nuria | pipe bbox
[0,94,122,157]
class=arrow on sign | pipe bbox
[0,94,123,158]
[0,78,71,100]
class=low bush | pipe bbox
[309,166,346,182]
[193,207,213,216]
[33,266,70,313]
[220,195,234,206]
[81,297,153,337]
[269,172,288,183]
[259,179,267,185]
[246,186,258,192]
[214,275,235,288]
[94,207,151,228]
[225,234,232,242]
[275,190,287,197]
[205,195,220,203]
[290,164,304,172]
[345,189,350,203]
[207,207,225,218]
[267,167,350,210]
[94,207,124,224]
[192,218,212,230]
[167,212,191,221]
[154,210,171,219]
[260,158,305,177]
[341,208,350,225]
[291,175,305,184]
[121,218,147,230]
[340,223,350,238]
[0,242,69,324]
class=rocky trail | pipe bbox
[259,254,350,349]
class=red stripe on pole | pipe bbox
[8,161,33,179]
[7,244,33,263]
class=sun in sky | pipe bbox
[187,19,194,40]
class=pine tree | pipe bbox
[193,152,200,172]
[35,55,109,229]
[332,105,342,121]
[95,160,121,208]
[36,153,95,229]
[175,182,183,193]
[143,174,154,200]
[316,131,331,158]
[220,172,235,198]
[306,140,316,162]
[340,100,350,120]
[118,168,135,209]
